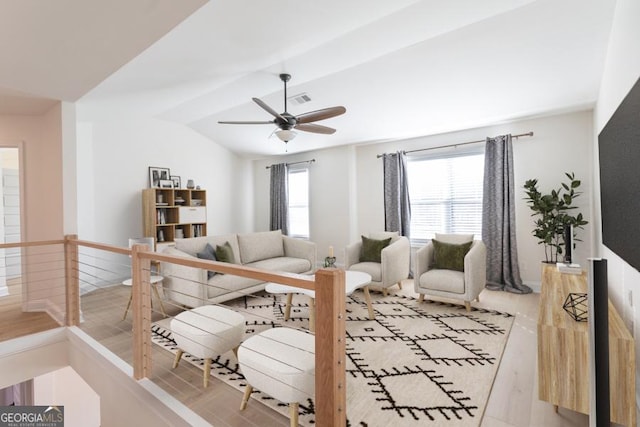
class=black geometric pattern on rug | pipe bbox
[342,295,511,424]
[151,291,513,426]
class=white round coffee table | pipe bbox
[122,275,166,320]
[265,270,374,332]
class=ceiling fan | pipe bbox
[218,73,346,143]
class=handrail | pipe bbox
[71,238,132,256]
[0,239,65,249]
[147,250,316,291]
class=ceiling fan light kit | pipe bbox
[219,73,346,144]
[275,129,297,142]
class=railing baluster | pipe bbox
[131,243,152,380]
[314,268,347,427]
[64,234,80,326]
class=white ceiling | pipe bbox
[0,0,617,158]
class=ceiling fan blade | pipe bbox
[218,120,274,125]
[295,123,336,135]
[252,97,285,120]
[296,106,346,124]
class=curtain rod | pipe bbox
[376,131,534,158]
[265,158,316,169]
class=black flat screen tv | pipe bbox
[598,75,640,271]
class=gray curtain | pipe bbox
[383,151,411,238]
[482,134,531,294]
[269,163,289,235]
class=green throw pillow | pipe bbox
[215,241,236,264]
[196,243,217,280]
[360,236,392,263]
[432,239,473,272]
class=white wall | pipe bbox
[34,366,100,427]
[77,117,252,246]
[252,110,594,285]
[592,0,640,404]
[253,145,356,266]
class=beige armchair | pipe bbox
[344,231,410,295]
[414,233,486,311]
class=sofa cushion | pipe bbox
[162,245,197,259]
[432,239,472,272]
[348,262,382,283]
[215,241,237,264]
[237,230,285,264]
[208,274,262,299]
[360,236,392,263]
[196,243,217,280]
[175,234,240,260]
[246,256,312,275]
[419,269,465,294]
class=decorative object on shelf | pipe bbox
[158,229,165,242]
[556,262,582,275]
[191,199,202,206]
[324,246,336,268]
[157,209,167,225]
[324,256,336,268]
[159,179,174,189]
[157,193,164,204]
[171,175,181,189]
[523,172,589,263]
[149,166,171,188]
[175,229,184,239]
[562,292,588,322]
[186,179,195,189]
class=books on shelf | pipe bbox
[192,224,203,237]
[556,262,582,275]
[156,209,167,224]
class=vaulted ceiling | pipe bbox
[0,0,616,158]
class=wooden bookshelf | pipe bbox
[142,188,207,248]
[537,263,635,426]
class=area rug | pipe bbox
[151,291,514,426]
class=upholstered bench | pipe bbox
[238,327,315,427]
[170,305,245,387]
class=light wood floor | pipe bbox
[0,278,62,342]
[3,279,592,426]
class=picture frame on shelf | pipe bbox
[149,167,171,188]
[159,179,174,189]
[170,175,181,189]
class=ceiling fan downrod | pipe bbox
[280,73,291,114]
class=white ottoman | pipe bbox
[238,327,315,427]
[170,305,245,388]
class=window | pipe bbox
[287,168,309,238]
[407,151,484,245]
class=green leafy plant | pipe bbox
[523,172,588,263]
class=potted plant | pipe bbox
[523,172,588,263]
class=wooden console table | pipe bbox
[537,264,636,426]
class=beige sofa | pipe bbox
[161,230,316,307]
